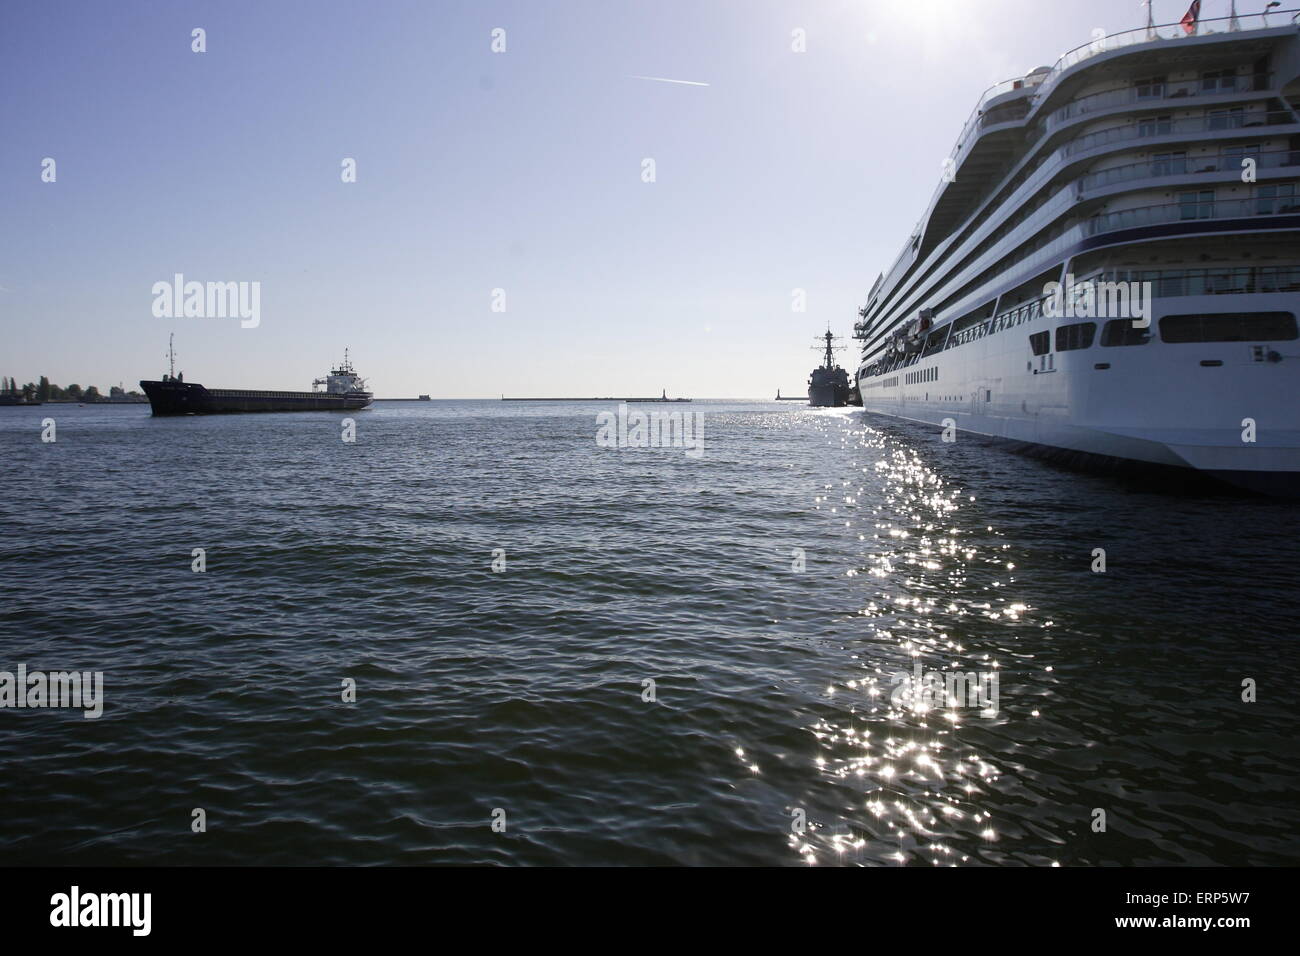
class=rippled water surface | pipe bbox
[1,400,1296,865]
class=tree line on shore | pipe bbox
[1,376,144,402]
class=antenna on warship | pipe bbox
[812,328,846,370]
[167,333,176,379]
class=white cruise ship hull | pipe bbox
[860,293,1300,494]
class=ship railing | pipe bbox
[1085,195,1300,235]
[866,190,1299,358]
[927,262,1300,361]
[943,11,1298,182]
[1048,11,1299,88]
[935,197,1298,327]
[1060,110,1296,159]
[1039,72,1274,134]
[938,118,1297,294]
[1078,146,1300,194]
[863,177,1077,346]
[870,94,1295,342]
[1100,265,1300,297]
[935,145,1293,309]
[910,261,1300,361]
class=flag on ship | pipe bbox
[1180,0,1201,34]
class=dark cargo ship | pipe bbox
[141,340,373,416]
[808,329,850,407]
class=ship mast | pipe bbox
[167,333,176,379]
[813,328,845,370]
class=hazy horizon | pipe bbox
[2,0,1221,397]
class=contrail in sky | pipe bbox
[627,74,710,87]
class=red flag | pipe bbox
[1181,0,1201,34]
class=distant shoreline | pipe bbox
[0,397,150,406]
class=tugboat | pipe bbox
[140,336,373,415]
[808,329,850,407]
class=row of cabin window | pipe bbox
[1029,312,1298,355]
[1174,183,1298,219]
[870,311,1297,379]
[1135,71,1253,98]
[1110,265,1300,297]
[895,285,1299,371]
[1083,145,1288,189]
[1147,144,1265,175]
[1136,107,1254,136]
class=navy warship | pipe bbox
[808,330,850,407]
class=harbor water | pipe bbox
[1,400,1296,865]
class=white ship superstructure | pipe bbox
[854,9,1300,493]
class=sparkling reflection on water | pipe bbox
[778,411,1297,867]
[790,419,1044,865]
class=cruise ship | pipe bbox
[854,7,1300,494]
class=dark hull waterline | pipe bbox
[140,380,372,415]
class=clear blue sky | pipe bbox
[0,0,1235,397]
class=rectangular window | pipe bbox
[1221,143,1260,164]
[1136,75,1166,99]
[1159,312,1298,343]
[1202,268,1232,294]
[1055,322,1097,351]
[1152,151,1187,175]
[1152,269,1186,296]
[1179,189,1215,220]
[1258,267,1300,293]
[1207,107,1245,131]
[1138,115,1173,137]
[1201,69,1237,93]
[1029,331,1051,356]
[1257,183,1298,215]
[1100,318,1151,346]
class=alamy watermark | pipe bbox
[1,664,104,719]
[1043,274,1152,328]
[890,660,999,717]
[596,403,704,458]
[50,886,150,936]
[151,273,260,328]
